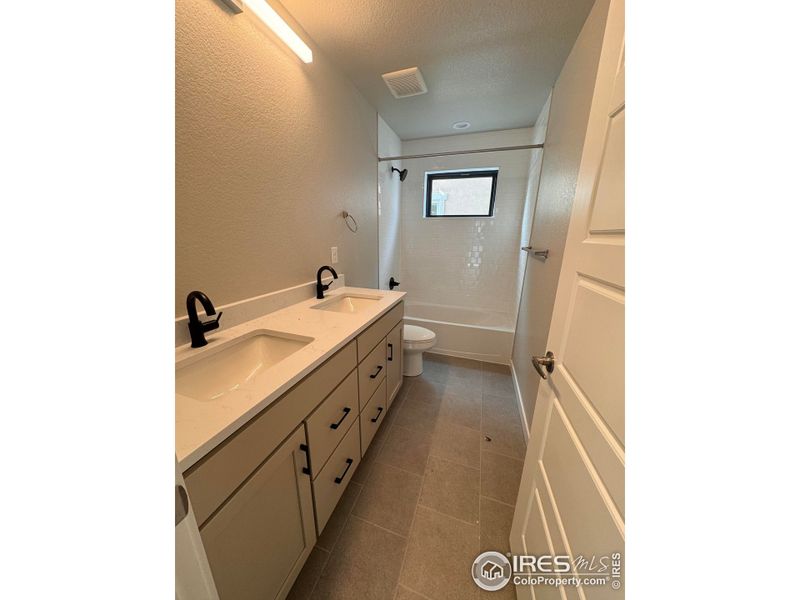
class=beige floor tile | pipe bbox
[384,383,410,426]
[314,516,407,600]
[418,455,480,523]
[399,506,480,600]
[479,496,515,554]
[481,413,525,460]
[286,546,329,600]
[392,396,443,435]
[395,585,430,600]
[352,462,423,536]
[481,393,525,459]
[482,392,519,417]
[315,481,362,551]
[421,354,483,388]
[409,382,482,430]
[481,451,524,505]
[351,432,384,484]
[377,424,433,475]
[430,420,481,468]
[482,366,516,397]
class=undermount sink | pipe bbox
[312,293,382,314]
[176,331,313,402]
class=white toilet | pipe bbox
[403,324,437,376]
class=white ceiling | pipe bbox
[280,0,596,140]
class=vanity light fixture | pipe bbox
[223,0,313,64]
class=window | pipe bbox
[425,169,499,217]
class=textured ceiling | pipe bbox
[280,0,596,139]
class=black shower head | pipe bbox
[391,166,408,182]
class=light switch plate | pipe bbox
[331,247,338,264]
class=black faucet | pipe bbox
[316,266,339,299]
[389,276,400,290]
[186,291,223,348]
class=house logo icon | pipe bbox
[482,561,504,580]
[472,551,512,591]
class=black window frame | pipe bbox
[424,169,499,218]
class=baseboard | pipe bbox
[510,360,530,444]
[425,347,509,365]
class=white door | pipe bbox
[175,457,219,600]
[510,0,625,598]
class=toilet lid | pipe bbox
[404,324,436,342]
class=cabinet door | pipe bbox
[200,426,315,600]
[386,322,403,408]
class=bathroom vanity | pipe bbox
[175,288,404,600]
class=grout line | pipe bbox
[481,448,524,464]
[480,494,516,509]
[397,584,438,600]
[348,514,408,540]
[312,481,363,553]
[393,412,431,596]
[426,449,481,473]
[300,546,331,600]
[414,503,480,528]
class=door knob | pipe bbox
[532,351,555,380]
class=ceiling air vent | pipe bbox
[382,67,428,99]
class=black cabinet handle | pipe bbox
[299,443,312,476]
[334,458,354,484]
[388,343,393,361]
[369,365,383,379]
[370,406,384,423]
[329,407,351,430]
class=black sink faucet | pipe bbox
[186,290,223,348]
[316,266,339,299]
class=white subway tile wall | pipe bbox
[400,128,534,328]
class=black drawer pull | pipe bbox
[329,407,351,430]
[388,343,393,361]
[370,406,384,423]
[369,365,383,379]
[334,458,354,484]
[299,443,311,476]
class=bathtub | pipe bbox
[404,301,514,364]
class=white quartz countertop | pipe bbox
[176,287,405,472]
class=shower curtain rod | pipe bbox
[377,143,544,162]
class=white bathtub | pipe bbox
[404,301,514,364]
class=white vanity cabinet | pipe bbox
[182,300,403,600]
[386,321,403,408]
[199,426,315,600]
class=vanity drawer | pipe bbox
[358,341,386,407]
[313,419,361,535]
[356,301,404,362]
[305,369,358,478]
[360,378,387,454]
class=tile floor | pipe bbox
[288,353,526,600]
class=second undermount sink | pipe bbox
[312,293,382,314]
[176,330,313,402]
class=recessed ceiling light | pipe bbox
[452,121,471,130]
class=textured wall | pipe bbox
[377,116,402,290]
[512,0,611,429]
[399,128,533,325]
[176,0,378,316]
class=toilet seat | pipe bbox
[403,324,436,349]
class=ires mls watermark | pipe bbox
[472,551,623,591]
